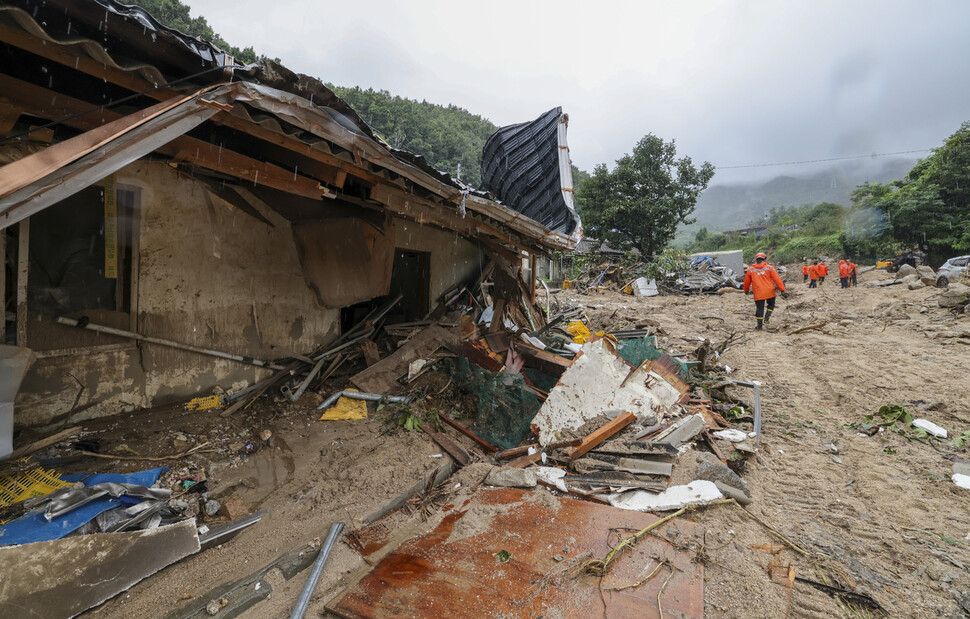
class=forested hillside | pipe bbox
[327,86,497,187]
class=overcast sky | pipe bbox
[187,0,970,184]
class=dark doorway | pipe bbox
[387,250,430,323]
[339,249,431,334]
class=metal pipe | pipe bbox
[316,390,413,411]
[56,316,285,371]
[283,357,327,403]
[289,521,344,619]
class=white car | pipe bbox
[937,255,969,287]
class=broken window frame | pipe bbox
[15,180,142,357]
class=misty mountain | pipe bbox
[692,158,915,231]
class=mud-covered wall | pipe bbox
[16,161,340,426]
[14,164,488,427]
[393,219,484,303]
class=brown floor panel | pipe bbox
[330,487,702,618]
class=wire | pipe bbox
[0,64,232,144]
[718,149,933,170]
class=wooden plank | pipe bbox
[495,445,534,460]
[427,431,469,466]
[438,415,497,453]
[360,340,381,367]
[564,412,637,459]
[350,325,457,394]
[508,452,542,468]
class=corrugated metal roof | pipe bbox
[1,0,582,251]
[480,108,583,238]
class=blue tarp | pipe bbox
[0,467,166,546]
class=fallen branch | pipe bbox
[80,442,213,462]
[604,558,670,592]
[582,500,733,576]
[788,323,826,335]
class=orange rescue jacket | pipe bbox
[808,265,819,280]
[744,262,785,301]
[818,262,828,276]
[802,265,809,276]
[839,260,849,277]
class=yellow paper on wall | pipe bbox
[319,389,368,420]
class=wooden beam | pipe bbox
[170,144,329,200]
[0,102,22,138]
[0,74,331,201]
[212,112,388,187]
[564,412,637,459]
[16,218,28,347]
[0,228,4,342]
[0,20,181,103]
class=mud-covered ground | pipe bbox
[567,267,970,618]
[41,266,968,618]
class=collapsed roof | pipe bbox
[481,107,583,238]
[0,0,582,254]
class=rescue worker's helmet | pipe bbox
[755,252,767,260]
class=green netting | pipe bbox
[522,368,560,392]
[450,357,541,450]
[617,337,689,380]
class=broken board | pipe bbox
[351,325,458,394]
[329,487,702,618]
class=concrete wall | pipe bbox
[16,161,340,426]
[14,163,487,427]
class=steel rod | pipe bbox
[290,521,344,619]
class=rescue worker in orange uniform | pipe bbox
[818,260,828,285]
[839,259,850,288]
[743,252,786,330]
[802,262,809,283]
[849,260,858,286]
[808,261,819,288]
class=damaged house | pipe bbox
[0,0,582,432]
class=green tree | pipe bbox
[879,122,970,264]
[577,135,715,257]
[123,0,265,63]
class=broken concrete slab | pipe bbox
[573,456,673,477]
[534,466,568,492]
[953,474,970,491]
[654,414,705,448]
[608,480,724,512]
[696,460,750,496]
[531,338,686,446]
[484,466,537,488]
[0,519,200,618]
